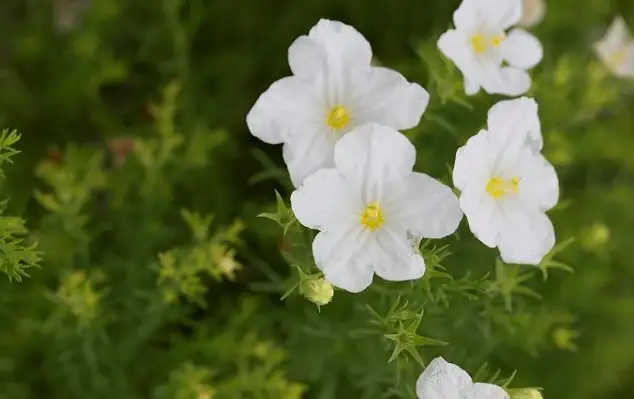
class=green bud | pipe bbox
[510,388,543,399]
[302,278,334,307]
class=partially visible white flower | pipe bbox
[517,0,546,29]
[416,357,509,399]
[438,0,543,96]
[248,19,430,187]
[453,100,558,265]
[290,124,463,293]
[594,16,634,78]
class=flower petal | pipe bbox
[283,128,338,187]
[288,35,327,79]
[501,29,543,69]
[497,203,556,265]
[416,357,472,399]
[247,77,323,144]
[371,228,426,282]
[464,77,481,95]
[460,185,501,248]
[290,168,361,230]
[487,97,542,152]
[307,19,373,71]
[476,0,523,30]
[334,124,416,203]
[438,30,476,81]
[312,225,374,293]
[467,383,511,399]
[613,43,634,78]
[453,130,494,191]
[604,16,630,51]
[516,152,559,211]
[481,66,531,96]
[453,0,481,31]
[351,67,430,130]
[388,172,463,239]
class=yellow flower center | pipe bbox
[609,48,627,68]
[486,177,520,199]
[360,202,384,230]
[326,105,350,130]
[472,33,506,54]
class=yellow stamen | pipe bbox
[472,33,505,54]
[472,34,487,54]
[486,177,520,199]
[491,34,505,47]
[326,105,350,130]
[360,202,384,230]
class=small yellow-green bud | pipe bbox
[553,327,579,351]
[303,278,334,307]
[582,223,610,250]
[510,388,543,399]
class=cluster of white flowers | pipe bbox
[246,3,630,396]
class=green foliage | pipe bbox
[1,0,634,398]
[0,130,41,281]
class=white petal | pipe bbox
[516,152,559,211]
[481,67,531,96]
[466,383,510,399]
[475,0,523,30]
[371,228,426,282]
[614,43,634,78]
[288,35,327,79]
[487,97,542,152]
[307,19,373,71]
[388,172,463,239]
[284,128,338,187]
[497,204,555,265]
[351,67,430,130]
[460,185,501,248]
[334,124,416,202]
[247,77,323,144]
[604,16,630,50]
[416,357,472,399]
[465,77,481,95]
[501,29,543,69]
[312,225,374,293]
[290,168,361,230]
[453,0,481,31]
[438,30,476,82]
[453,130,494,191]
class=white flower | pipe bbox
[247,19,430,187]
[453,98,558,265]
[517,0,546,29]
[594,16,634,78]
[417,357,510,399]
[290,124,463,293]
[438,0,543,96]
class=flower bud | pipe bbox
[510,388,543,399]
[517,0,546,28]
[302,278,334,307]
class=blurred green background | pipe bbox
[1,0,634,398]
